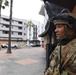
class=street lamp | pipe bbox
[6,0,13,53]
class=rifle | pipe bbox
[45,42,57,70]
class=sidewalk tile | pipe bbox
[15,59,38,65]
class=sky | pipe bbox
[2,0,44,23]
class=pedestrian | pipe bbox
[44,12,76,75]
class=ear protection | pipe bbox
[68,15,76,30]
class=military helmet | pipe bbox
[53,13,76,30]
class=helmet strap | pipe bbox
[64,25,68,36]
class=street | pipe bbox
[0,47,46,75]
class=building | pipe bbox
[0,15,27,41]
[0,15,43,45]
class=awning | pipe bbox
[39,25,50,37]
[43,0,76,12]
[39,21,55,37]
[39,5,45,16]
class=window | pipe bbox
[3,24,9,28]
[18,21,22,24]
[11,32,13,34]
[24,33,26,35]
[3,31,9,34]
[24,23,26,25]
[18,32,22,35]
[18,27,22,30]
[3,18,9,21]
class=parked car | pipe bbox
[26,43,34,47]
[32,44,41,47]
[11,44,18,48]
[1,43,8,48]
[26,43,41,47]
[1,43,18,48]
[26,43,30,47]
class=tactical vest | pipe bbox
[44,38,76,75]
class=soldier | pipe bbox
[44,13,76,75]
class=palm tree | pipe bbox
[6,0,13,53]
[0,0,9,20]
[26,20,35,44]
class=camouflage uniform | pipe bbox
[44,12,76,75]
[44,38,76,75]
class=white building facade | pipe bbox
[0,15,43,44]
[0,15,27,41]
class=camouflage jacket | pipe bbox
[44,38,76,75]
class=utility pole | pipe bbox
[6,0,13,53]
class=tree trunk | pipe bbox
[0,0,2,22]
[0,5,1,21]
[6,0,13,53]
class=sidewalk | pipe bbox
[0,47,46,75]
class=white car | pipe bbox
[11,44,18,48]
[26,43,34,47]
[1,43,18,48]
[1,43,8,48]
[26,43,31,47]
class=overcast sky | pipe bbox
[2,0,44,23]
